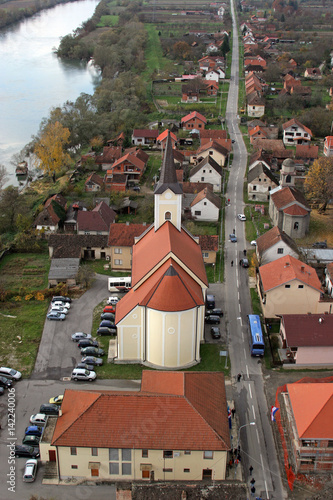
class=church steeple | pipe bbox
[154,131,182,231]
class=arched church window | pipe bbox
[286,174,291,183]
[165,211,171,221]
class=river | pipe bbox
[0,0,101,186]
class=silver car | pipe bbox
[23,459,38,482]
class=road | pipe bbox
[225,1,286,499]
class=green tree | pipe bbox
[76,265,95,289]
[33,121,71,176]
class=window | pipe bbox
[109,462,119,475]
[286,174,291,183]
[122,463,131,475]
[199,124,202,128]
[70,447,77,456]
[184,451,191,455]
[202,252,208,258]
[195,211,201,216]
[165,211,171,221]
[114,259,123,265]
[115,248,122,254]
[204,451,213,459]
[209,170,212,173]
[285,284,291,288]
[184,468,190,473]
[71,465,78,469]
[294,222,299,230]
[209,151,213,155]
[277,248,284,254]
[163,450,173,459]
[204,202,207,206]
[203,169,206,173]
[142,449,148,458]
[259,178,261,182]
[84,231,90,235]
[163,468,173,472]
[298,285,304,289]
[264,178,267,182]
[91,448,98,456]
[122,449,131,462]
[109,449,119,461]
[201,177,205,181]
[253,185,257,191]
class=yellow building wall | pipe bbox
[56,446,227,481]
[154,189,181,231]
[110,246,132,271]
[202,251,217,264]
[117,306,143,361]
[199,150,226,166]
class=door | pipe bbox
[91,468,99,477]
[49,450,56,462]
[142,470,150,479]
[202,469,212,479]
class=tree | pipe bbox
[33,121,71,176]
[76,265,95,289]
[0,164,8,191]
[304,157,333,212]
[0,186,25,233]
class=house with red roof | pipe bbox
[324,136,333,157]
[195,140,229,167]
[84,173,104,192]
[281,382,333,473]
[189,156,223,192]
[198,234,219,264]
[189,187,221,221]
[40,371,230,481]
[247,161,279,202]
[95,146,122,170]
[282,118,312,146]
[200,129,227,145]
[114,133,208,369]
[255,226,298,265]
[295,144,318,164]
[107,223,147,271]
[157,130,177,150]
[104,153,146,192]
[304,67,322,80]
[77,201,116,236]
[181,111,207,131]
[257,255,330,318]
[131,129,159,146]
[279,314,333,366]
[33,194,67,233]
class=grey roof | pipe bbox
[247,162,279,185]
[190,156,222,177]
[48,258,80,280]
[301,248,333,264]
[154,131,183,195]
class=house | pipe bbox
[257,255,330,318]
[324,136,333,157]
[198,234,218,264]
[33,194,67,233]
[304,68,322,80]
[132,129,159,146]
[48,258,80,288]
[248,149,272,172]
[114,133,208,369]
[205,80,219,96]
[95,146,122,170]
[205,70,219,83]
[249,125,269,144]
[247,91,265,117]
[104,153,146,192]
[200,129,227,146]
[252,140,293,169]
[77,201,116,236]
[282,118,312,146]
[255,226,298,265]
[157,130,177,150]
[182,182,214,194]
[269,185,311,239]
[295,144,318,164]
[64,201,87,233]
[190,188,221,222]
[195,141,229,168]
[85,173,104,192]
[283,74,301,92]
[107,131,125,148]
[189,156,222,192]
[279,314,333,366]
[281,382,333,473]
[247,162,279,201]
[48,234,109,261]
[325,263,333,298]
[181,111,207,131]
[40,371,230,481]
[107,223,147,271]
[244,55,267,68]
[182,85,200,103]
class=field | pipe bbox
[0,253,50,293]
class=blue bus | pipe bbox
[248,314,265,357]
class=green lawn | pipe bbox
[0,253,50,294]
[97,14,119,27]
[142,25,169,81]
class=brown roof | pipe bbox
[96,146,122,164]
[252,139,290,156]
[85,173,104,187]
[181,111,207,124]
[282,118,312,137]
[124,147,149,164]
[77,202,116,232]
[48,234,108,259]
[111,153,145,172]
[34,205,60,228]
[196,140,228,157]
[132,129,159,139]
[191,187,221,209]
[51,371,230,451]
[108,223,147,247]
[256,226,298,256]
[182,182,214,193]
[200,129,227,141]
[295,144,318,159]
[281,314,333,347]
[44,194,67,209]
[198,234,218,252]
[270,186,310,211]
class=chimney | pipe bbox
[301,266,305,273]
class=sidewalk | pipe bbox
[227,393,243,482]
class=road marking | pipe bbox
[241,330,244,340]
[243,348,246,357]
[236,278,239,287]
[246,365,249,377]
[249,384,252,398]
[265,480,270,499]
[238,292,240,301]
[252,405,256,420]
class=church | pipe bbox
[115,132,208,369]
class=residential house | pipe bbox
[132,129,159,146]
[244,55,267,68]
[279,314,333,366]
[324,136,333,157]
[248,149,272,172]
[40,371,230,481]
[181,112,207,131]
[107,131,125,148]
[257,255,330,318]
[325,263,333,298]
[200,129,227,146]
[304,68,322,80]
[64,201,87,233]
[189,156,222,192]
[48,234,109,261]
[205,80,219,96]
[157,130,177,150]
[205,70,219,83]
[85,173,104,192]
[295,145,318,164]
[247,162,279,201]
[108,223,147,271]
[252,140,293,169]
[199,234,219,265]
[95,146,122,171]
[249,125,278,144]
[247,91,265,117]
[182,85,200,103]
[104,153,146,192]
[77,201,116,236]
[124,147,149,165]
[283,75,301,92]
[282,118,312,146]
[195,141,229,167]
[190,188,221,222]
[269,185,311,239]
[182,182,214,194]
[114,132,208,369]
[198,55,225,72]
[281,382,333,473]
[255,226,299,265]
[33,194,67,233]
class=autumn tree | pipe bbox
[304,157,333,212]
[0,164,8,191]
[33,121,71,176]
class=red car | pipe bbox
[103,306,115,314]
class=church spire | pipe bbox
[154,131,182,195]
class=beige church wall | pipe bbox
[117,306,142,360]
[154,189,181,230]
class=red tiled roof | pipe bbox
[182,182,213,193]
[283,204,308,216]
[52,372,230,450]
[281,314,333,347]
[111,153,145,172]
[85,173,104,187]
[196,140,228,157]
[259,255,322,293]
[157,130,177,143]
[198,234,218,252]
[270,187,310,211]
[97,146,122,164]
[77,202,116,232]
[282,118,312,137]
[191,187,221,209]
[287,383,333,439]
[200,129,227,140]
[295,144,318,159]
[132,129,159,138]
[181,111,207,124]
[108,223,147,247]
[256,226,297,255]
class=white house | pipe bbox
[282,118,312,146]
[189,156,222,192]
[256,226,299,265]
[247,162,278,201]
[205,70,219,83]
[190,188,221,221]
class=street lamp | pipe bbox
[237,422,256,450]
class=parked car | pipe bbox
[103,306,116,314]
[240,258,249,268]
[229,233,237,242]
[250,240,257,246]
[14,445,40,459]
[0,387,4,396]
[25,426,43,437]
[209,308,223,317]
[47,311,66,321]
[131,186,141,192]
[206,294,215,310]
[29,414,46,426]
[52,296,72,303]
[52,300,70,309]
[100,312,115,321]
[78,339,99,349]
[205,315,220,325]
[81,356,103,366]
[76,362,94,371]
[107,296,119,305]
[210,326,221,339]
[99,320,114,328]
[237,214,246,221]
[39,404,59,415]
[23,459,38,482]
[22,435,40,447]
[71,332,92,342]
[0,367,21,380]
[0,376,12,388]
[49,395,63,406]
[71,368,96,382]
[80,347,105,356]
[97,326,117,336]
[312,241,327,249]
[50,305,68,315]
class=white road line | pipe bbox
[257,430,261,445]
[249,385,252,399]
[252,405,256,420]
[265,480,269,499]
[243,348,246,357]
[237,292,240,301]
[246,364,249,377]
[241,330,244,340]
[236,279,239,287]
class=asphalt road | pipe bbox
[225,2,286,499]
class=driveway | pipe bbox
[31,274,110,380]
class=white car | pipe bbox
[107,296,119,305]
[52,300,70,309]
[23,459,38,482]
[71,332,92,342]
[71,368,96,382]
[0,367,21,380]
[29,414,47,426]
[237,214,246,221]
[50,305,68,315]
[251,240,257,246]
